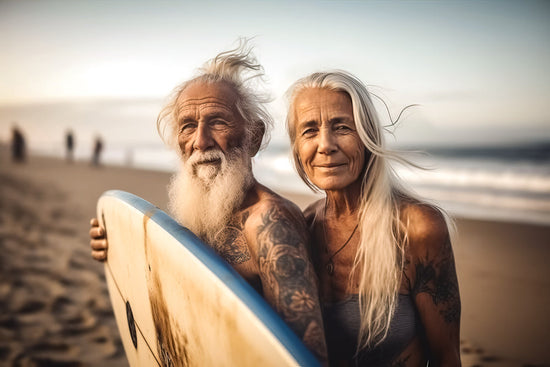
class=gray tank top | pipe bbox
[322,293,419,366]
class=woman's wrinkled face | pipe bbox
[293,88,366,192]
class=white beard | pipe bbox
[168,148,254,245]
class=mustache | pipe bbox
[187,150,225,167]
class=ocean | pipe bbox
[255,142,550,226]
[1,100,549,226]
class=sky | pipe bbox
[1,0,549,146]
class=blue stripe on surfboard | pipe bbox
[103,190,320,367]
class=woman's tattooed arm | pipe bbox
[256,206,328,362]
[410,236,461,323]
[404,204,461,366]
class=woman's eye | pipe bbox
[335,125,353,132]
[302,128,317,136]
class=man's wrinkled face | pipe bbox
[175,81,247,181]
[168,82,254,243]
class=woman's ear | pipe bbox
[248,122,265,157]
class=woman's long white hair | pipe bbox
[286,71,418,349]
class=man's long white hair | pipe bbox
[156,38,273,154]
[286,71,430,349]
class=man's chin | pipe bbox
[169,155,252,245]
[194,164,221,182]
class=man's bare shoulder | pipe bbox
[243,184,308,230]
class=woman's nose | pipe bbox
[317,128,337,154]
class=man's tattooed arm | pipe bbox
[256,206,328,363]
[405,204,461,366]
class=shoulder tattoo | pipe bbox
[212,211,251,265]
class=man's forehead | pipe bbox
[177,81,238,108]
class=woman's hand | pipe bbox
[90,218,108,261]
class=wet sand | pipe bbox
[1,151,549,366]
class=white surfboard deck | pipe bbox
[97,190,319,366]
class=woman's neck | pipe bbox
[324,180,362,219]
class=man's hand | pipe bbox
[90,218,108,261]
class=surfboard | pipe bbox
[97,190,319,366]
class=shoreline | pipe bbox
[1,152,549,366]
[21,145,550,228]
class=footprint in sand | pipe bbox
[0,345,11,361]
[68,256,89,270]
[83,325,126,360]
[18,299,46,314]
[460,339,503,366]
[13,355,83,367]
[61,310,98,336]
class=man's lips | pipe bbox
[195,158,222,166]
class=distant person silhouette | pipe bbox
[11,125,26,163]
[66,130,75,162]
[92,135,103,166]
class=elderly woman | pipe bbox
[286,71,461,366]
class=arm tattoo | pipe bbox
[410,237,461,323]
[256,207,327,360]
[212,211,251,265]
[392,354,411,367]
[213,226,251,264]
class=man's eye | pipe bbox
[211,119,228,127]
[179,123,196,133]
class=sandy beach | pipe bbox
[1,149,549,367]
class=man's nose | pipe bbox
[193,123,215,151]
[318,128,337,154]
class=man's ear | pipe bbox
[248,122,265,157]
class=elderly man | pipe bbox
[89,43,327,362]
